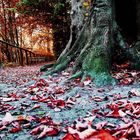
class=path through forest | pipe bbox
[0,64,140,140]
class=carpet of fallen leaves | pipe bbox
[0,63,140,140]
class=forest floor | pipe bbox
[0,63,140,140]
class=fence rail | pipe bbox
[0,40,53,66]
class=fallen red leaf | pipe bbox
[110,110,120,118]
[7,93,21,100]
[17,116,25,121]
[30,125,42,135]
[39,117,52,124]
[55,100,65,108]
[62,133,80,140]
[55,88,65,94]
[35,79,49,87]
[9,127,22,133]
[83,76,91,85]
[75,78,81,83]
[108,103,119,110]
[93,97,103,102]
[85,130,116,140]
[46,127,59,136]
[0,126,6,131]
[107,109,126,118]
[117,62,130,69]
[119,78,134,85]
[32,104,40,110]
[120,127,134,139]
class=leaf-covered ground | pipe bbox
[0,64,140,140]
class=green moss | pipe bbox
[82,53,116,86]
[91,57,109,73]
[83,48,109,73]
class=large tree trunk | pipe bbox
[43,0,140,85]
[44,0,117,86]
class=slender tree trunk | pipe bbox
[1,0,8,41]
[13,15,19,47]
[1,0,12,62]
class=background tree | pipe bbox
[0,0,20,62]
[0,0,60,63]
[16,0,71,57]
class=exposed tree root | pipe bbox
[68,71,83,80]
[40,63,54,72]
[45,58,70,76]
